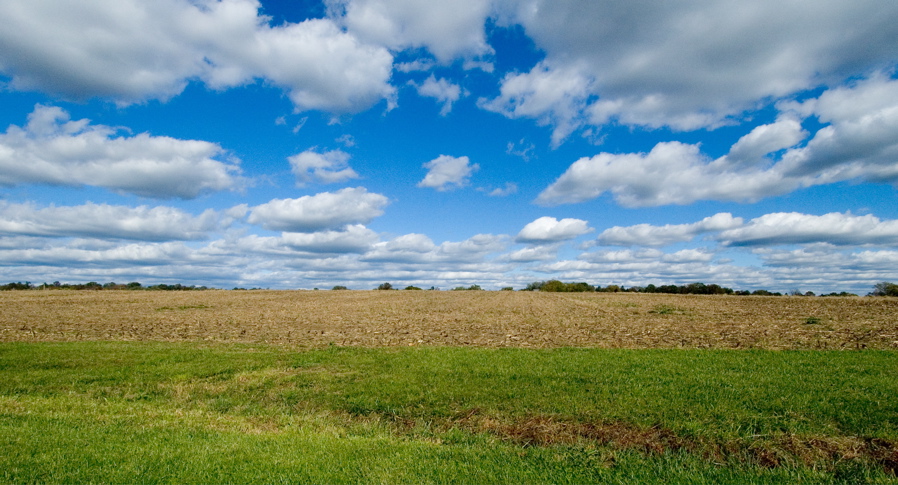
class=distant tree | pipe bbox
[871,282,898,297]
[452,284,482,291]
[404,286,422,290]
[566,282,595,292]
[332,285,348,290]
[376,282,393,290]
[540,280,566,292]
[524,281,545,291]
[500,286,514,291]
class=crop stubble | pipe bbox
[2,290,896,349]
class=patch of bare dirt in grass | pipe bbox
[440,410,898,475]
[2,290,896,350]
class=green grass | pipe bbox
[1,342,896,484]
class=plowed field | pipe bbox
[3,290,896,349]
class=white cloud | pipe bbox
[661,248,714,263]
[412,75,462,116]
[719,212,898,247]
[751,247,898,288]
[247,187,389,232]
[537,142,792,207]
[280,224,379,253]
[578,248,664,263]
[516,216,592,244]
[539,76,898,207]
[362,233,506,264]
[597,213,743,247]
[484,182,518,197]
[479,62,593,147]
[0,202,230,241]
[0,241,195,268]
[0,0,395,113]
[329,0,493,62]
[726,116,808,167]
[417,155,479,191]
[395,59,435,72]
[777,75,898,185]
[491,0,898,137]
[506,139,535,162]
[503,244,560,262]
[289,149,359,186]
[0,105,241,199]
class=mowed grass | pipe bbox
[1,342,897,483]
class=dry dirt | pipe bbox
[2,290,896,349]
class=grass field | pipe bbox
[1,291,897,483]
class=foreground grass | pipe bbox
[1,342,896,483]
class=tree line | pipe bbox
[0,281,209,291]
[522,280,869,296]
[3,280,896,296]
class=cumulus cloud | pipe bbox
[490,0,898,138]
[537,142,793,207]
[777,74,898,185]
[539,76,898,207]
[719,212,898,247]
[756,247,898,271]
[362,233,505,264]
[0,241,196,268]
[597,213,743,247]
[412,75,462,115]
[503,244,560,262]
[329,0,493,62]
[516,216,592,244]
[0,105,241,198]
[289,149,359,186]
[0,202,231,241]
[725,116,808,167]
[0,0,395,113]
[479,62,593,147]
[280,224,379,253]
[247,187,389,232]
[417,155,479,191]
[483,182,518,197]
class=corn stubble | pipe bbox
[2,290,896,349]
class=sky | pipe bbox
[1,0,897,293]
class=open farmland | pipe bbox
[1,290,896,349]
[2,290,898,483]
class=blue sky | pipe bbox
[1,0,898,292]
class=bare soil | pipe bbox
[2,290,896,349]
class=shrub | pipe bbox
[332,285,349,290]
[404,286,422,290]
[376,283,393,290]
